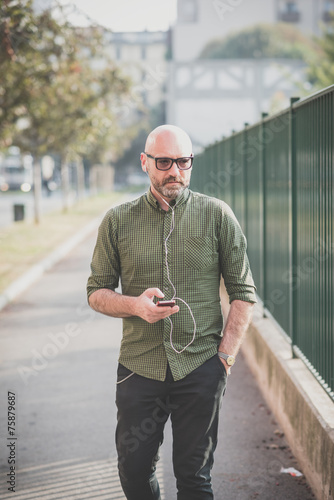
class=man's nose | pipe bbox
[169,160,180,176]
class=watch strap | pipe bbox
[218,352,235,366]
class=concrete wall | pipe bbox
[220,284,334,500]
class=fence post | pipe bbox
[261,113,268,316]
[290,97,300,357]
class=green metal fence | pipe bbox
[191,85,334,400]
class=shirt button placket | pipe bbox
[163,209,173,298]
[162,209,173,343]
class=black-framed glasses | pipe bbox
[144,153,193,171]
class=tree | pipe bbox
[0,0,70,220]
[199,23,317,61]
[1,1,131,220]
[45,60,130,210]
[113,100,166,185]
[307,17,334,90]
[0,0,43,148]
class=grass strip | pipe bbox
[0,191,124,294]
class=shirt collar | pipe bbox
[146,187,190,210]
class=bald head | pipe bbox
[141,125,193,205]
[145,125,192,158]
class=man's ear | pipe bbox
[140,152,147,172]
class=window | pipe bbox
[179,0,198,23]
[323,1,334,22]
[116,45,122,60]
[279,1,300,22]
[286,1,298,12]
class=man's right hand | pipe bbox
[135,288,179,324]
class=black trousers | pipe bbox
[115,354,227,500]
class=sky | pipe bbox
[56,0,178,32]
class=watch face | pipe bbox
[227,356,235,366]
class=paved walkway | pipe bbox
[0,224,315,499]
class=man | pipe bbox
[87,125,256,499]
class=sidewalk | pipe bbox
[0,194,315,499]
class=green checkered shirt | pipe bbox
[87,188,256,381]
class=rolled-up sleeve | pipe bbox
[87,210,120,300]
[219,205,257,304]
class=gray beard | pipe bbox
[160,183,187,199]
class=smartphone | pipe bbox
[157,300,176,307]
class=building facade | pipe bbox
[104,30,169,110]
[167,0,334,148]
[173,0,334,61]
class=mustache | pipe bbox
[163,176,183,185]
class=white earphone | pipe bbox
[155,191,196,354]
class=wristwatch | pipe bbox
[218,352,236,366]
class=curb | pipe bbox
[243,307,334,500]
[0,192,138,313]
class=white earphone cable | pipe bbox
[157,191,196,354]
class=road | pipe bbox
[0,227,315,499]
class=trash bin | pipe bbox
[14,204,25,222]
